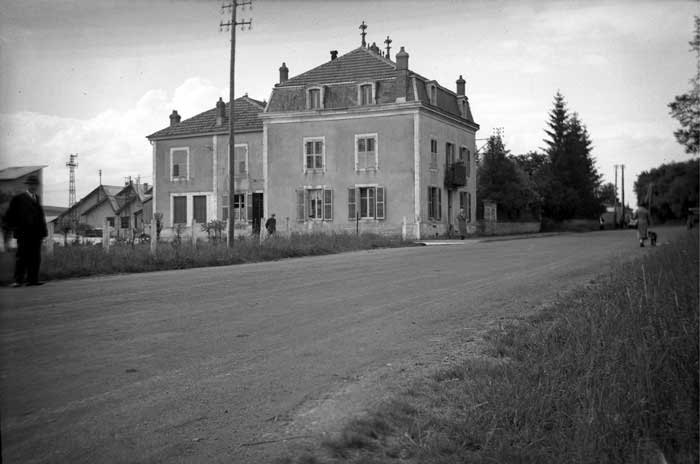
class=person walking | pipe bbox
[457,208,468,240]
[265,214,277,236]
[633,202,651,247]
[5,174,48,286]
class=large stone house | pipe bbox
[147,96,265,237]
[261,38,479,238]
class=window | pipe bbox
[232,193,246,221]
[304,137,325,172]
[430,138,438,170]
[359,83,374,105]
[428,83,437,105]
[355,134,378,171]
[170,148,189,181]
[460,191,471,221]
[445,142,455,166]
[296,188,333,221]
[120,216,130,229]
[428,186,441,220]
[107,217,115,227]
[193,195,207,224]
[307,87,323,110]
[173,196,187,224]
[222,195,229,221]
[347,186,385,220]
[460,146,471,177]
[234,145,247,176]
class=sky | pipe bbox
[0,0,697,207]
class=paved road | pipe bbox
[0,228,683,463]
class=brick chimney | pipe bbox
[215,97,226,126]
[456,75,466,96]
[279,62,289,84]
[395,46,409,103]
[169,110,181,127]
[330,50,338,60]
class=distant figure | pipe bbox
[633,203,651,247]
[457,208,468,239]
[265,214,277,236]
[5,175,47,286]
[599,216,605,230]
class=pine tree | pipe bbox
[668,16,700,155]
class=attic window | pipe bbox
[358,82,376,105]
[428,83,438,105]
[459,99,468,119]
[307,87,324,110]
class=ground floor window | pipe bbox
[107,217,115,227]
[193,195,207,224]
[173,196,187,224]
[297,188,333,221]
[459,191,471,221]
[348,186,385,220]
[120,216,130,229]
[428,186,441,220]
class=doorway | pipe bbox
[252,192,264,234]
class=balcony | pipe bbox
[444,161,467,189]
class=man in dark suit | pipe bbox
[5,174,47,286]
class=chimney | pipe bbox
[456,75,466,96]
[395,46,409,103]
[169,110,181,127]
[215,97,226,126]
[279,62,289,84]
[330,50,338,60]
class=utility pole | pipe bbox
[220,0,252,247]
[613,164,619,227]
[620,164,625,226]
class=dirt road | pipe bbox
[0,228,681,463]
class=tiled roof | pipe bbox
[279,47,397,87]
[147,96,265,140]
[0,166,46,180]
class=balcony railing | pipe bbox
[444,161,467,189]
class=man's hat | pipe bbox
[25,174,40,185]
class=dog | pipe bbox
[648,230,657,246]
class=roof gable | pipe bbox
[147,96,265,140]
[0,166,46,180]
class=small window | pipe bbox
[193,195,207,224]
[430,138,438,170]
[232,193,246,221]
[107,217,115,227]
[308,88,322,110]
[234,145,247,176]
[304,137,325,172]
[171,148,189,181]
[120,216,130,229]
[355,134,378,171]
[460,146,471,177]
[445,142,455,166]
[173,196,187,224]
[359,83,373,105]
[428,84,438,105]
[427,186,441,221]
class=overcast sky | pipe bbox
[0,0,697,207]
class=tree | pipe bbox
[668,16,700,155]
[541,93,603,220]
[477,135,539,220]
[597,182,618,205]
[634,159,699,222]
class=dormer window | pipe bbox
[459,98,468,119]
[358,82,376,105]
[427,82,438,105]
[307,87,324,110]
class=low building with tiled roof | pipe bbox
[147,96,266,237]
[261,26,480,239]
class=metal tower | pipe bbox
[67,154,78,207]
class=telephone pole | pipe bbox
[620,164,625,226]
[614,164,619,227]
[220,0,252,247]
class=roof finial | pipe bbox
[384,35,392,59]
[359,21,367,47]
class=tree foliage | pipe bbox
[597,182,618,206]
[634,159,699,222]
[668,16,700,155]
[541,92,603,220]
[477,135,539,220]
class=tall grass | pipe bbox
[0,232,414,284]
[286,231,699,464]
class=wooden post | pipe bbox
[102,218,110,252]
[150,218,157,255]
[45,222,54,256]
[191,220,197,246]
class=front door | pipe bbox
[252,193,264,234]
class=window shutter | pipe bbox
[246,193,253,222]
[427,187,433,220]
[348,187,356,220]
[376,187,385,220]
[173,164,179,177]
[438,189,442,220]
[296,189,305,222]
[467,192,472,221]
[324,189,333,221]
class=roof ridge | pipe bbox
[356,45,397,69]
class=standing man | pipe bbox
[633,202,651,248]
[5,174,47,286]
[457,208,468,240]
[265,213,277,237]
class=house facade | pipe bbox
[261,40,479,238]
[53,184,122,230]
[147,96,265,238]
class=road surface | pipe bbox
[0,228,682,463]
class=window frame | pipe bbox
[429,137,438,171]
[354,133,379,172]
[296,186,333,222]
[427,186,442,221]
[170,147,190,182]
[306,86,324,110]
[232,143,248,177]
[348,185,385,221]
[357,81,376,106]
[303,136,326,173]
[427,82,438,106]
[192,195,207,224]
[460,145,471,177]
[173,195,187,225]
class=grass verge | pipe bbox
[281,231,699,464]
[0,232,415,284]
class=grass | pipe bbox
[281,231,699,464]
[0,232,416,284]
